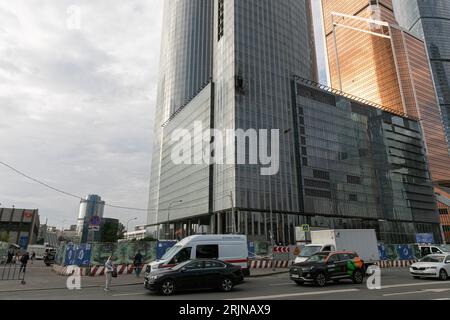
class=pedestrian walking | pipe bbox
[19,252,30,274]
[6,249,14,264]
[31,252,36,264]
[104,256,116,292]
[133,251,143,277]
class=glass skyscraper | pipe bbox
[148,0,441,244]
[321,0,450,187]
[392,0,450,156]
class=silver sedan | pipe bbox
[410,254,450,281]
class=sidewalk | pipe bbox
[0,261,143,293]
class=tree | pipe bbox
[117,223,126,240]
[100,221,125,243]
[0,231,9,242]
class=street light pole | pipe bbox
[126,217,138,240]
[167,200,183,240]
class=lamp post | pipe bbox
[126,217,138,240]
[167,200,183,240]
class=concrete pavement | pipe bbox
[0,263,449,300]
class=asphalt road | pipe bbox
[0,267,449,300]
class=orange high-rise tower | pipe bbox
[322,0,450,186]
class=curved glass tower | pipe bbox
[148,0,214,228]
[393,0,450,156]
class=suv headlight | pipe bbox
[149,275,159,280]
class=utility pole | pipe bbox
[229,191,236,234]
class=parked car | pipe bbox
[145,259,244,296]
[410,254,450,281]
[290,251,365,287]
[147,235,250,276]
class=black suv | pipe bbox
[289,251,365,287]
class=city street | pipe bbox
[1,262,449,300]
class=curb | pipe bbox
[0,282,144,294]
[249,270,289,278]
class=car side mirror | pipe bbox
[446,260,450,264]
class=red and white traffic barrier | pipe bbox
[53,264,146,277]
[375,260,418,268]
[272,246,290,253]
[249,260,291,269]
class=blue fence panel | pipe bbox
[397,245,415,260]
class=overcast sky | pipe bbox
[0,1,326,231]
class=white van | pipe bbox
[148,235,249,275]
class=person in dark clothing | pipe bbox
[133,251,143,277]
[6,249,14,264]
[19,252,30,274]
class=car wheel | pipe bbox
[314,273,327,287]
[439,269,448,281]
[221,278,234,292]
[160,280,175,296]
[295,280,304,286]
[352,269,364,284]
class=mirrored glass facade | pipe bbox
[322,0,450,186]
[393,0,450,157]
[148,0,442,244]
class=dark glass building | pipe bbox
[147,0,441,244]
[393,0,450,157]
[292,77,441,244]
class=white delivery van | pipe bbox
[294,229,380,264]
[294,243,336,264]
[418,244,450,257]
[148,235,249,275]
[27,245,54,260]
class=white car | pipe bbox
[410,254,450,281]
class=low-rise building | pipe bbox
[0,208,40,248]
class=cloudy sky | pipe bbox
[0,1,326,231]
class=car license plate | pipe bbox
[291,274,300,279]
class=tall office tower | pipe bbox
[392,0,450,159]
[148,0,441,244]
[148,0,317,243]
[321,0,450,186]
[76,195,105,243]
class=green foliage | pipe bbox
[0,231,9,242]
[101,221,120,243]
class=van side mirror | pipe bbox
[446,260,450,264]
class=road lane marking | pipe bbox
[381,281,449,289]
[383,288,450,297]
[433,298,450,300]
[227,289,359,300]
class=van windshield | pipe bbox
[438,245,450,253]
[300,246,322,257]
[161,245,181,260]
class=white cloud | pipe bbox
[0,1,326,231]
[0,0,163,229]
